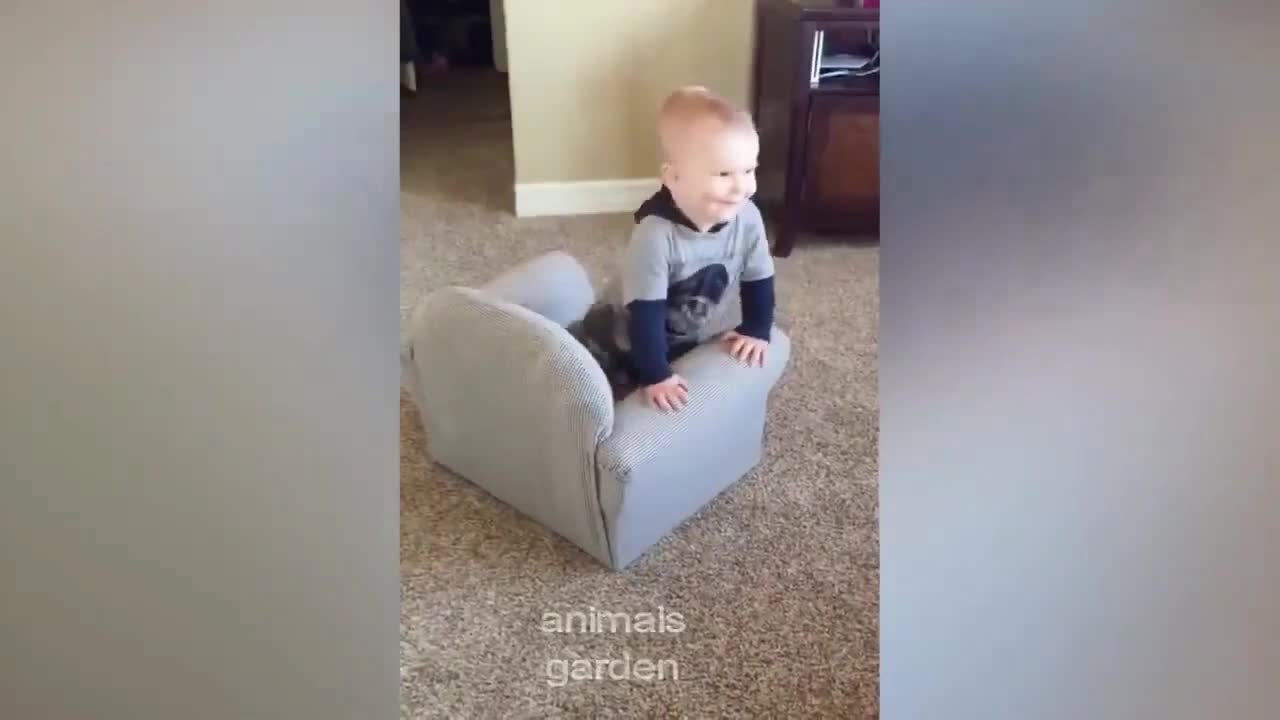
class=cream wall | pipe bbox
[503,0,755,185]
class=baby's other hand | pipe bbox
[643,374,689,412]
[722,331,768,368]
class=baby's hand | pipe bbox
[722,331,768,368]
[643,374,689,413]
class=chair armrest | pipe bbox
[479,250,596,327]
[404,286,617,563]
[598,326,791,482]
[675,325,791,395]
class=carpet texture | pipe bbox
[400,71,880,718]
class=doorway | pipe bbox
[401,0,513,214]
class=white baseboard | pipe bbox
[514,177,659,218]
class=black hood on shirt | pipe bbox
[633,185,729,233]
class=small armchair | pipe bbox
[402,251,790,569]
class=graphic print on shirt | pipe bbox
[665,263,730,346]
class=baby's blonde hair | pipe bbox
[657,85,755,164]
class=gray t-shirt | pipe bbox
[600,187,776,351]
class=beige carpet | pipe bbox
[400,71,880,719]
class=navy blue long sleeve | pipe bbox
[626,299,672,385]
[736,275,775,341]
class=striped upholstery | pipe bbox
[403,251,790,569]
[598,328,790,567]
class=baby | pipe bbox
[569,86,777,412]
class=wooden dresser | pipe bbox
[751,0,880,257]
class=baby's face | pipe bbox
[666,124,759,229]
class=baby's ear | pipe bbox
[659,162,675,183]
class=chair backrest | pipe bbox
[478,250,596,328]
